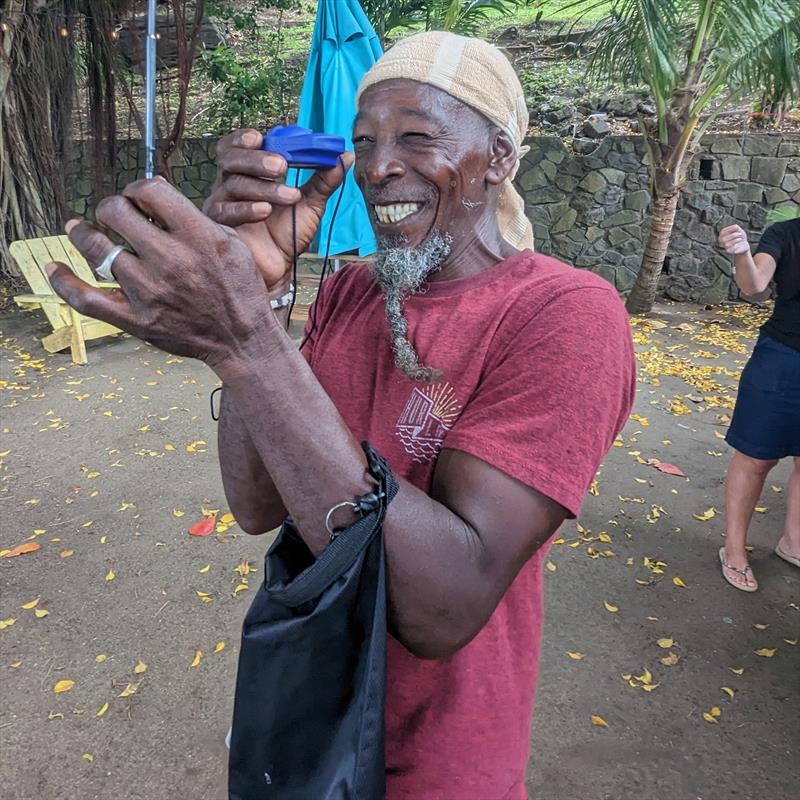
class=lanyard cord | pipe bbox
[211,156,350,421]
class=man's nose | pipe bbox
[363,143,406,185]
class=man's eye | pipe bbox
[404,132,431,140]
[353,135,373,145]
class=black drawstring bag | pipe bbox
[228,443,398,800]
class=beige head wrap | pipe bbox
[356,30,533,251]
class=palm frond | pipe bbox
[715,4,800,105]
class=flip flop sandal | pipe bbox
[775,543,800,569]
[719,547,758,592]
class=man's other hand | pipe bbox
[203,129,354,291]
[45,178,273,372]
[719,224,751,255]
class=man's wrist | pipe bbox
[208,313,288,384]
[267,277,293,304]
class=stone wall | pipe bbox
[515,133,799,303]
[66,132,799,303]
[67,137,219,217]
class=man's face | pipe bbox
[353,79,495,251]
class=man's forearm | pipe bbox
[215,323,524,658]
[218,388,287,533]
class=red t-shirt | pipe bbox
[303,250,635,800]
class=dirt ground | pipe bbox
[1,299,797,800]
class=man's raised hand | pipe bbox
[203,129,354,291]
[46,178,274,372]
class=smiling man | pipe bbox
[47,31,635,800]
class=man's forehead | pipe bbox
[355,80,466,124]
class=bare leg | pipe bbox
[723,450,778,588]
[777,457,800,559]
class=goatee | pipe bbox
[371,232,452,382]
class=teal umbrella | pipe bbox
[297,0,382,257]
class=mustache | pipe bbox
[363,188,434,205]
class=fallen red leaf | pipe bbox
[2,542,42,558]
[189,515,217,537]
[655,462,686,477]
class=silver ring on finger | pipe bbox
[95,244,127,282]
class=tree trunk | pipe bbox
[0,1,75,286]
[625,189,681,315]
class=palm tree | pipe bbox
[556,0,800,314]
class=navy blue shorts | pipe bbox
[726,333,800,460]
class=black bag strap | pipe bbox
[267,442,399,607]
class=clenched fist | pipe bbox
[718,224,751,256]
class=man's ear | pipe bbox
[486,130,517,186]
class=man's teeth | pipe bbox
[373,203,420,224]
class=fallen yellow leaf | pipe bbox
[646,615,659,621]
[566,652,585,660]
[21,598,39,609]
[603,601,619,613]
[198,565,210,574]
[96,702,109,717]
[82,753,93,763]
[657,638,674,649]
[48,711,64,720]
[220,512,235,525]
[673,576,688,588]
[0,618,16,630]
[753,623,768,630]
[546,561,556,572]
[118,683,138,697]
[53,679,74,694]
[754,648,777,657]
[721,687,735,699]
[34,608,49,619]
[60,549,74,558]
[214,641,225,654]
[164,444,175,451]
[105,569,115,582]
[702,712,718,724]
[641,683,660,692]
[173,509,185,518]
[635,667,653,685]
[99,536,107,544]
[591,715,608,728]
[95,654,106,663]
[233,584,249,594]
[693,507,716,521]
[660,652,679,666]
[133,660,147,675]
[710,706,721,717]
[190,650,203,668]
[785,639,798,646]
[754,506,767,513]
[729,667,744,675]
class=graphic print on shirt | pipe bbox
[395,382,463,463]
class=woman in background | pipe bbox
[717,217,800,591]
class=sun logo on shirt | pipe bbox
[395,382,462,463]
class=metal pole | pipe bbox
[144,0,157,178]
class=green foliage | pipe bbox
[201,0,305,129]
[363,0,525,43]
[554,0,800,143]
[767,205,800,224]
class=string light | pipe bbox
[58,26,69,38]
[1,21,11,32]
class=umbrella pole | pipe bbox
[144,0,157,179]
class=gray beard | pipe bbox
[371,231,452,382]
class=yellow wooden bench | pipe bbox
[10,235,122,365]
